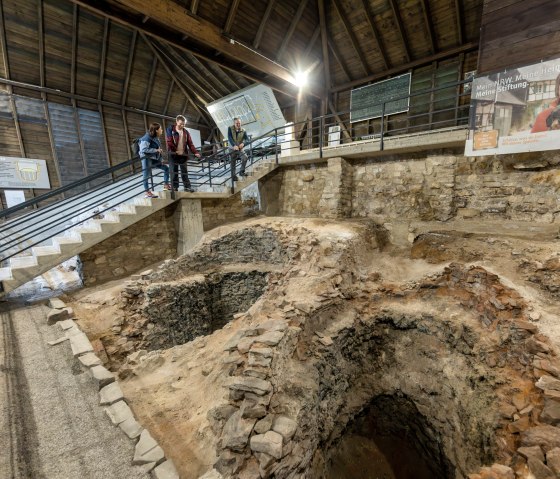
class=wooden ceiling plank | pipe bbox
[454,0,464,45]
[277,0,309,62]
[419,0,436,54]
[71,4,78,95]
[163,77,173,116]
[0,0,11,92]
[224,0,241,34]
[143,56,158,110]
[121,29,137,106]
[318,0,331,92]
[191,0,200,15]
[358,0,389,69]
[388,0,411,63]
[97,18,109,100]
[327,38,352,83]
[184,51,231,96]
[69,0,300,99]
[331,41,478,92]
[140,32,211,126]
[253,0,277,50]
[332,0,370,76]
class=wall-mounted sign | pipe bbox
[206,84,286,141]
[465,57,560,156]
[350,73,411,123]
[0,157,51,189]
[4,189,26,208]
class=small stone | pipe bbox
[520,425,560,450]
[133,429,165,465]
[70,333,94,356]
[58,319,76,330]
[256,320,288,335]
[508,416,531,433]
[318,336,333,347]
[255,451,275,469]
[546,447,560,474]
[517,446,544,463]
[272,416,297,440]
[530,312,542,321]
[119,416,143,439]
[79,352,102,368]
[48,297,66,309]
[229,377,272,396]
[153,459,180,479]
[527,457,554,479]
[254,331,284,346]
[198,470,223,479]
[47,336,69,346]
[47,308,69,324]
[540,398,560,425]
[105,400,133,425]
[220,410,256,452]
[237,336,257,354]
[90,365,115,389]
[250,431,283,459]
[254,414,274,434]
[99,382,124,405]
[536,375,560,392]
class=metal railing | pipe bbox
[0,77,472,267]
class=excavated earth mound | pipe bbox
[67,217,560,479]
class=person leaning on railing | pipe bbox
[166,115,201,193]
[228,117,249,181]
[139,122,171,198]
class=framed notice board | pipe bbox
[350,73,411,123]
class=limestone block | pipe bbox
[90,365,115,389]
[256,320,288,335]
[198,470,223,479]
[152,460,179,479]
[517,446,544,463]
[527,457,554,479]
[540,398,560,425]
[546,447,560,474]
[220,410,256,452]
[119,416,143,439]
[255,331,284,346]
[520,425,560,450]
[250,431,283,459]
[79,352,102,368]
[254,414,274,434]
[48,298,66,309]
[133,429,165,465]
[70,333,94,357]
[105,400,134,425]
[99,382,124,405]
[229,377,272,396]
[272,416,297,440]
[237,336,257,354]
[47,308,69,324]
[536,375,560,392]
[58,319,76,331]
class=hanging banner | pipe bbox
[206,84,286,141]
[465,57,560,156]
[0,157,51,189]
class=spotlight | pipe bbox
[294,70,308,88]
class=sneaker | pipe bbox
[164,183,172,191]
[239,172,247,177]
[184,187,195,193]
[232,176,239,181]
[144,190,158,198]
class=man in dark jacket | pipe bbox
[165,115,201,192]
[227,117,249,181]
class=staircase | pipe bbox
[0,196,173,294]
[233,160,278,193]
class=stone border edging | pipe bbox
[46,297,180,479]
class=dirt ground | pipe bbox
[63,217,560,478]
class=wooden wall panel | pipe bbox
[43,0,73,92]
[478,0,560,73]
[103,23,132,104]
[127,36,152,110]
[102,107,130,166]
[75,9,104,99]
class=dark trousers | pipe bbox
[170,154,191,190]
[230,149,248,176]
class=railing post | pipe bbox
[275,128,279,165]
[207,159,212,188]
[380,102,386,151]
[248,134,253,167]
[319,115,324,159]
[168,153,175,200]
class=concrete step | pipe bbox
[10,255,38,269]
[0,267,13,281]
[32,245,61,257]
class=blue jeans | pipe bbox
[142,158,169,191]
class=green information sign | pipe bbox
[350,73,411,123]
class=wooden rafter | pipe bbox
[163,78,173,116]
[332,0,370,76]
[253,0,277,50]
[121,29,137,105]
[304,25,320,60]
[38,0,45,87]
[327,38,351,83]
[328,100,351,141]
[331,41,478,92]
[224,0,240,34]
[318,0,330,92]
[184,52,231,96]
[143,56,158,110]
[419,0,436,54]
[388,0,411,62]
[0,1,10,84]
[215,64,242,90]
[190,0,200,15]
[277,0,308,62]
[141,32,212,125]
[97,18,109,100]
[454,0,464,45]
[71,3,78,95]
[358,0,389,69]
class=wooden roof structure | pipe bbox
[0,0,484,129]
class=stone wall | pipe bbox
[80,205,178,286]
[201,194,246,231]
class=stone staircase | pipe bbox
[233,160,278,193]
[0,196,174,294]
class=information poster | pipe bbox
[206,84,286,140]
[465,57,560,156]
[0,157,50,189]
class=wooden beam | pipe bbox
[419,0,436,54]
[98,105,113,168]
[304,25,320,60]
[71,3,78,95]
[122,30,137,105]
[318,0,331,93]
[140,32,212,125]
[328,100,351,141]
[38,0,45,87]
[332,0,370,76]
[143,56,158,110]
[97,18,109,100]
[163,77,173,116]
[0,0,10,82]
[331,41,478,92]
[190,0,200,15]
[121,110,132,162]
[70,0,302,99]
[183,51,231,96]
[224,0,240,34]
[454,0,464,45]
[327,38,351,83]
[107,0,294,84]
[358,0,389,69]
[253,0,277,50]
[44,101,63,187]
[277,0,308,62]
[388,0,411,63]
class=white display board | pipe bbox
[186,128,201,150]
[206,84,286,140]
[0,157,51,189]
[4,189,26,208]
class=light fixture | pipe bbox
[294,70,308,88]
